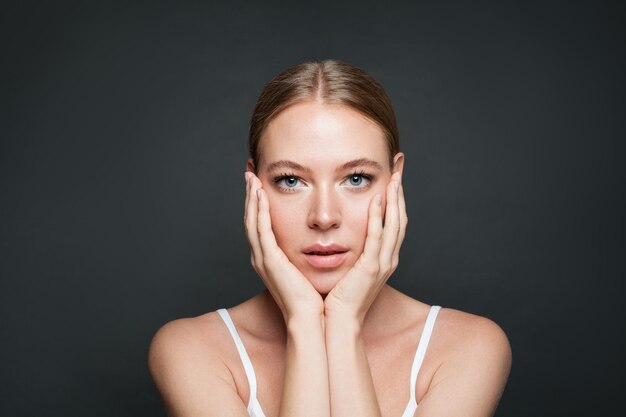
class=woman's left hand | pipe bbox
[324,172,407,326]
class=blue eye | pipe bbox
[349,175,364,186]
[342,172,373,190]
[282,176,299,188]
[273,174,302,192]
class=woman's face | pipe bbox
[250,101,404,294]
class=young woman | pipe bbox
[148,60,512,417]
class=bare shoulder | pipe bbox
[148,311,228,370]
[416,307,512,416]
[148,311,249,416]
[147,311,233,392]
[434,307,512,365]
[390,289,511,361]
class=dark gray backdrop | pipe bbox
[1,1,624,416]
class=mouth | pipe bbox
[305,250,345,256]
[302,244,349,269]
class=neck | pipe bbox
[256,284,408,342]
[361,285,407,340]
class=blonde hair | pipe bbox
[248,60,400,169]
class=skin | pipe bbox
[252,101,402,297]
[148,101,512,417]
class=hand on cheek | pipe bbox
[324,172,407,324]
[244,172,324,321]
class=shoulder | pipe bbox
[147,311,253,416]
[148,311,231,384]
[435,307,512,366]
[416,307,512,415]
[388,289,511,360]
[149,311,227,359]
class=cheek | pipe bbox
[345,198,373,251]
[267,196,302,251]
[350,184,389,249]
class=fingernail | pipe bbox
[375,194,382,206]
[394,181,400,191]
[256,189,262,199]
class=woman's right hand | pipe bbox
[244,172,324,323]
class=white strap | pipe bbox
[217,308,258,411]
[408,305,442,404]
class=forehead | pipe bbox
[258,101,389,170]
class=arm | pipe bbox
[249,175,331,417]
[281,313,328,416]
[324,172,405,417]
[325,316,381,417]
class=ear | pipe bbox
[392,152,404,177]
[246,158,256,173]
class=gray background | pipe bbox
[1,1,624,416]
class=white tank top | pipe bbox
[217,305,442,417]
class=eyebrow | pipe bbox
[264,158,383,173]
[339,158,384,172]
[265,160,311,173]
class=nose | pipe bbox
[307,184,341,230]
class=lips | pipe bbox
[302,244,349,269]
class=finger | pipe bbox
[380,173,401,267]
[244,172,251,225]
[392,181,408,268]
[245,176,263,268]
[256,188,282,262]
[244,172,253,204]
[244,172,253,240]
[360,193,383,275]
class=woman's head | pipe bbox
[249,60,400,170]
[248,60,403,294]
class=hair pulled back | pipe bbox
[248,60,399,170]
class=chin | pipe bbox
[302,269,345,295]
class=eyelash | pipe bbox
[273,171,374,193]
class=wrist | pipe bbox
[324,313,363,338]
[286,313,325,338]
[324,301,366,328]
